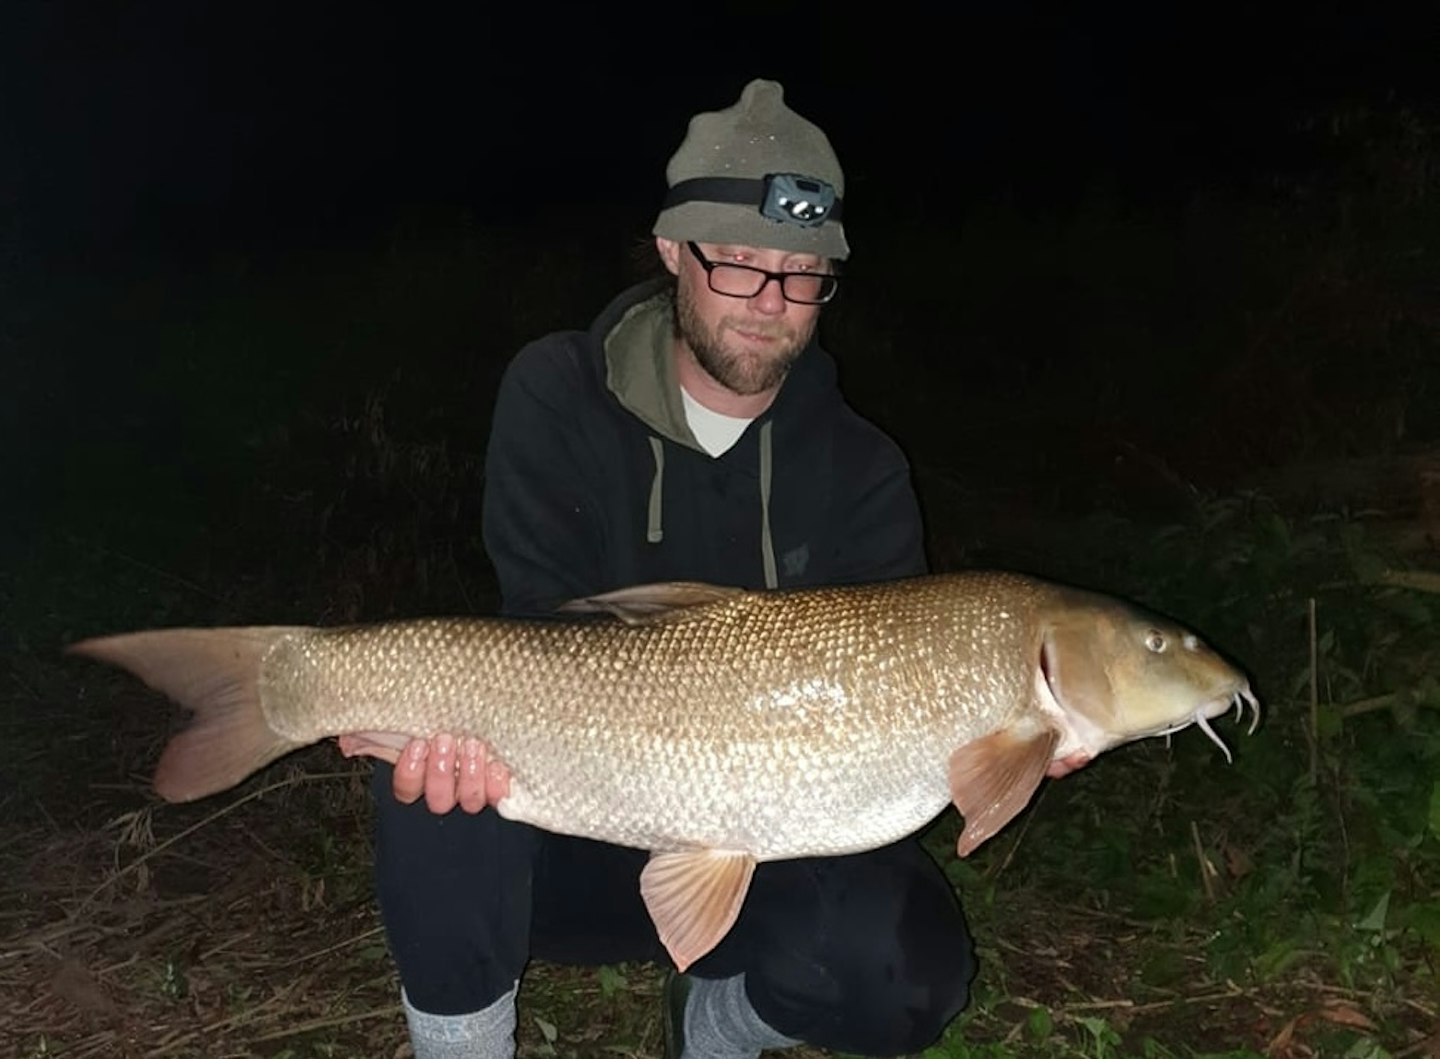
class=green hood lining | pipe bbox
[606,289,779,588]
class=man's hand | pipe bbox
[338,732,512,814]
[1046,750,1091,779]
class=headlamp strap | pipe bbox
[663,174,843,228]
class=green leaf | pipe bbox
[596,964,628,998]
[1355,891,1390,933]
[1025,1005,1053,1040]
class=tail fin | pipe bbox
[68,627,311,802]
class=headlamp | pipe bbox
[759,173,837,227]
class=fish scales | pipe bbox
[258,576,1034,857]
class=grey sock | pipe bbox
[683,973,801,1059]
[402,982,518,1059]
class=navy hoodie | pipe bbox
[481,279,926,617]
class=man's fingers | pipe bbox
[486,757,512,804]
[423,733,460,814]
[337,731,408,764]
[378,733,508,813]
[456,738,489,814]
[390,738,431,804]
[1046,750,1092,779]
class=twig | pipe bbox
[280,925,386,968]
[8,667,42,699]
[142,975,310,1055]
[1056,998,1137,1011]
[988,782,1050,880]
[73,770,356,914]
[1303,983,1438,1020]
[1191,820,1216,902]
[1308,596,1319,786]
[1052,903,1186,932]
[1394,1033,1440,1059]
[1378,569,1440,594]
[1010,983,1250,1020]
[1124,983,1249,1015]
[1401,996,1439,1019]
[87,541,228,604]
[250,1002,405,1042]
[1339,692,1402,718]
[197,930,255,963]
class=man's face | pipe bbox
[657,238,826,397]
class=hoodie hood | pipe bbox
[600,279,701,451]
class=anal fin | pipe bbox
[640,849,757,972]
[948,726,1060,856]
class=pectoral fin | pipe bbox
[948,726,1060,856]
[640,849,757,971]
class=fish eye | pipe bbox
[1144,629,1167,653]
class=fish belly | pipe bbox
[491,730,957,859]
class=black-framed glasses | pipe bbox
[686,242,839,305]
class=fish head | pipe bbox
[1037,590,1259,762]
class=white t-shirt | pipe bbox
[681,386,754,457]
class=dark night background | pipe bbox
[4,7,1440,1054]
[7,5,1436,254]
[3,2,1438,629]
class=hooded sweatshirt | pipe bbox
[481,279,926,617]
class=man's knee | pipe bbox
[794,908,972,1054]
[745,844,976,1054]
[826,939,973,1054]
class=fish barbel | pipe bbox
[69,572,1258,969]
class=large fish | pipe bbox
[69,572,1257,970]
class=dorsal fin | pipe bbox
[557,581,743,625]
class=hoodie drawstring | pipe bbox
[647,436,665,543]
[759,421,777,589]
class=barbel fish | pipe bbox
[69,572,1258,969]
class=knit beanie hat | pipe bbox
[653,79,849,260]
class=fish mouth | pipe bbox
[1153,684,1261,763]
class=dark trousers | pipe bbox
[372,763,976,1056]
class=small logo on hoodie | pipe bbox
[781,543,810,579]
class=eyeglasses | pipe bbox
[686,242,839,305]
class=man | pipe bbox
[355,80,979,1059]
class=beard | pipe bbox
[674,282,816,396]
